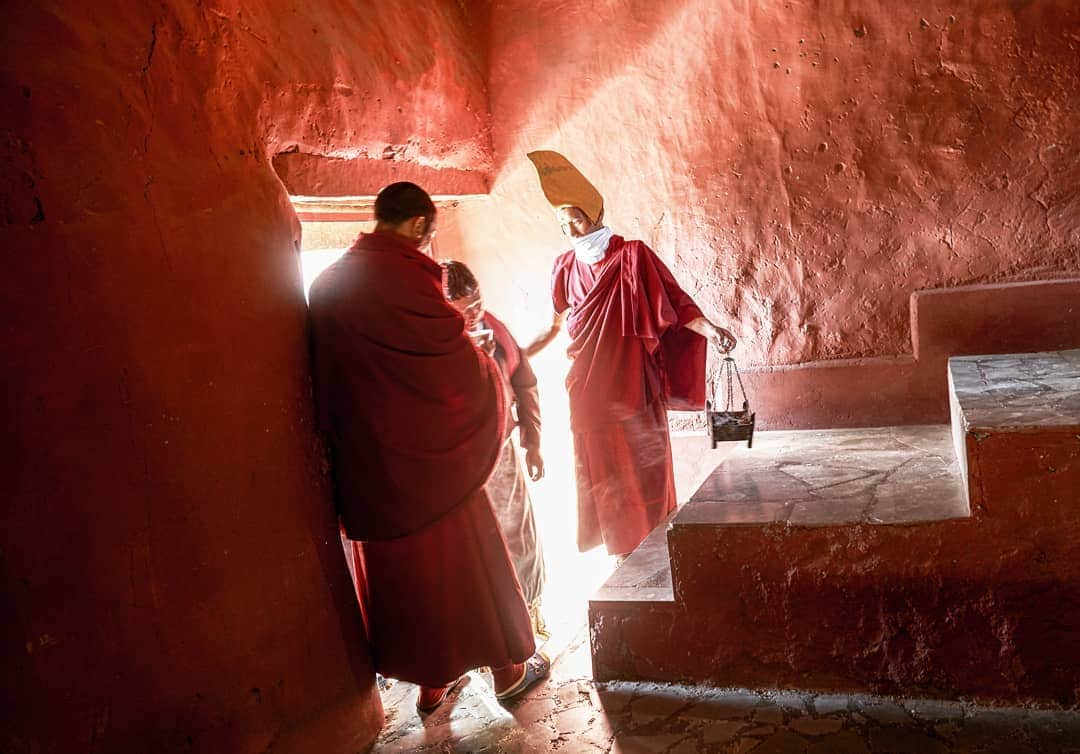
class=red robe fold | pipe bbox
[310,231,534,686]
[552,236,706,555]
[346,487,534,686]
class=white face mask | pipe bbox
[571,226,614,264]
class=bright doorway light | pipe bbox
[301,248,349,296]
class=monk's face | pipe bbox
[557,206,600,238]
[450,291,484,331]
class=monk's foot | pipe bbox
[493,651,550,701]
[491,662,522,693]
[416,676,464,713]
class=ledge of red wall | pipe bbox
[745,278,1080,428]
[274,152,490,198]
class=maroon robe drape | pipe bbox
[487,313,541,450]
[552,236,706,555]
[309,231,534,686]
[484,313,545,607]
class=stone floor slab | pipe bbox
[949,350,1080,431]
[372,625,1080,753]
[683,426,968,525]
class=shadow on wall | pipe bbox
[485,0,700,175]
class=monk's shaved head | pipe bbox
[375,182,436,225]
[374,182,437,251]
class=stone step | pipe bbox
[683,425,968,528]
[590,426,968,612]
[948,349,1080,509]
[590,425,971,679]
[589,411,1080,703]
[591,513,674,605]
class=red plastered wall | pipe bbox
[1,2,491,751]
[462,0,1079,369]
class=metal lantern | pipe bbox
[706,356,755,448]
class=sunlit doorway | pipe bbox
[293,196,373,297]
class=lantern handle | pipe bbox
[711,355,750,412]
[727,356,749,408]
[708,353,726,409]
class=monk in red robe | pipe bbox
[441,260,548,639]
[308,182,549,713]
[527,152,738,558]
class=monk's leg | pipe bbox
[572,430,605,553]
[357,489,535,689]
[572,401,677,556]
[485,439,547,611]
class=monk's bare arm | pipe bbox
[685,316,737,353]
[523,310,568,358]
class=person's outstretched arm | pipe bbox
[523,310,567,358]
[685,316,737,353]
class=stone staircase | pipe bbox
[589,350,1080,706]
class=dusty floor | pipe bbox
[371,624,1080,753]
[370,432,1079,752]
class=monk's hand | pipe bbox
[525,447,545,481]
[687,316,737,353]
[709,323,737,354]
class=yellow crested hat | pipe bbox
[526,150,604,224]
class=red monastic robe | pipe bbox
[309,231,535,687]
[486,313,541,451]
[552,236,707,556]
[484,312,545,606]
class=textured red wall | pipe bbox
[3,2,1079,747]
[1,2,489,752]
[456,0,1079,370]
